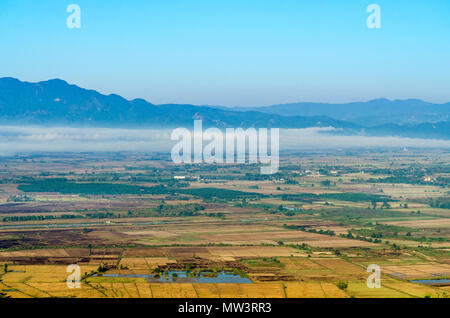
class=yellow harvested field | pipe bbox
[0,249,71,258]
[314,258,367,275]
[207,246,301,258]
[382,264,450,279]
[347,281,410,298]
[149,284,199,298]
[193,283,285,298]
[284,282,348,298]
[119,257,176,268]
[383,218,450,228]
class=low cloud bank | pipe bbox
[281,127,450,149]
[0,126,449,156]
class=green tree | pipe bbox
[381,201,391,209]
[320,180,331,187]
[371,200,377,209]
[337,281,348,290]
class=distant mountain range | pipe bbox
[216,99,450,126]
[0,77,449,139]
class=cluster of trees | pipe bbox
[176,188,262,200]
[320,180,334,187]
[262,257,281,264]
[2,214,82,222]
[337,281,348,290]
[340,231,382,244]
[322,193,392,203]
[369,200,391,209]
[283,224,335,236]
[306,228,336,236]
[6,194,35,202]
[281,192,392,203]
[85,212,116,219]
[428,197,450,209]
[281,193,318,202]
[351,224,404,239]
[19,179,168,195]
[154,203,205,217]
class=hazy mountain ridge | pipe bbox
[0,78,449,139]
[221,99,450,125]
[0,77,357,129]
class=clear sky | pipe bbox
[0,0,449,106]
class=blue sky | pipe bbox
[0,0,449,106]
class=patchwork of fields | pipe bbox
[0,150,449,298]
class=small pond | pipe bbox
[94,270,252,284]
[410,279,450,286]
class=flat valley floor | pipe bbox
[0,149,449,298]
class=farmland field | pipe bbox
[0,150,449,298]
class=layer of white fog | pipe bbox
[0,126,449,155]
